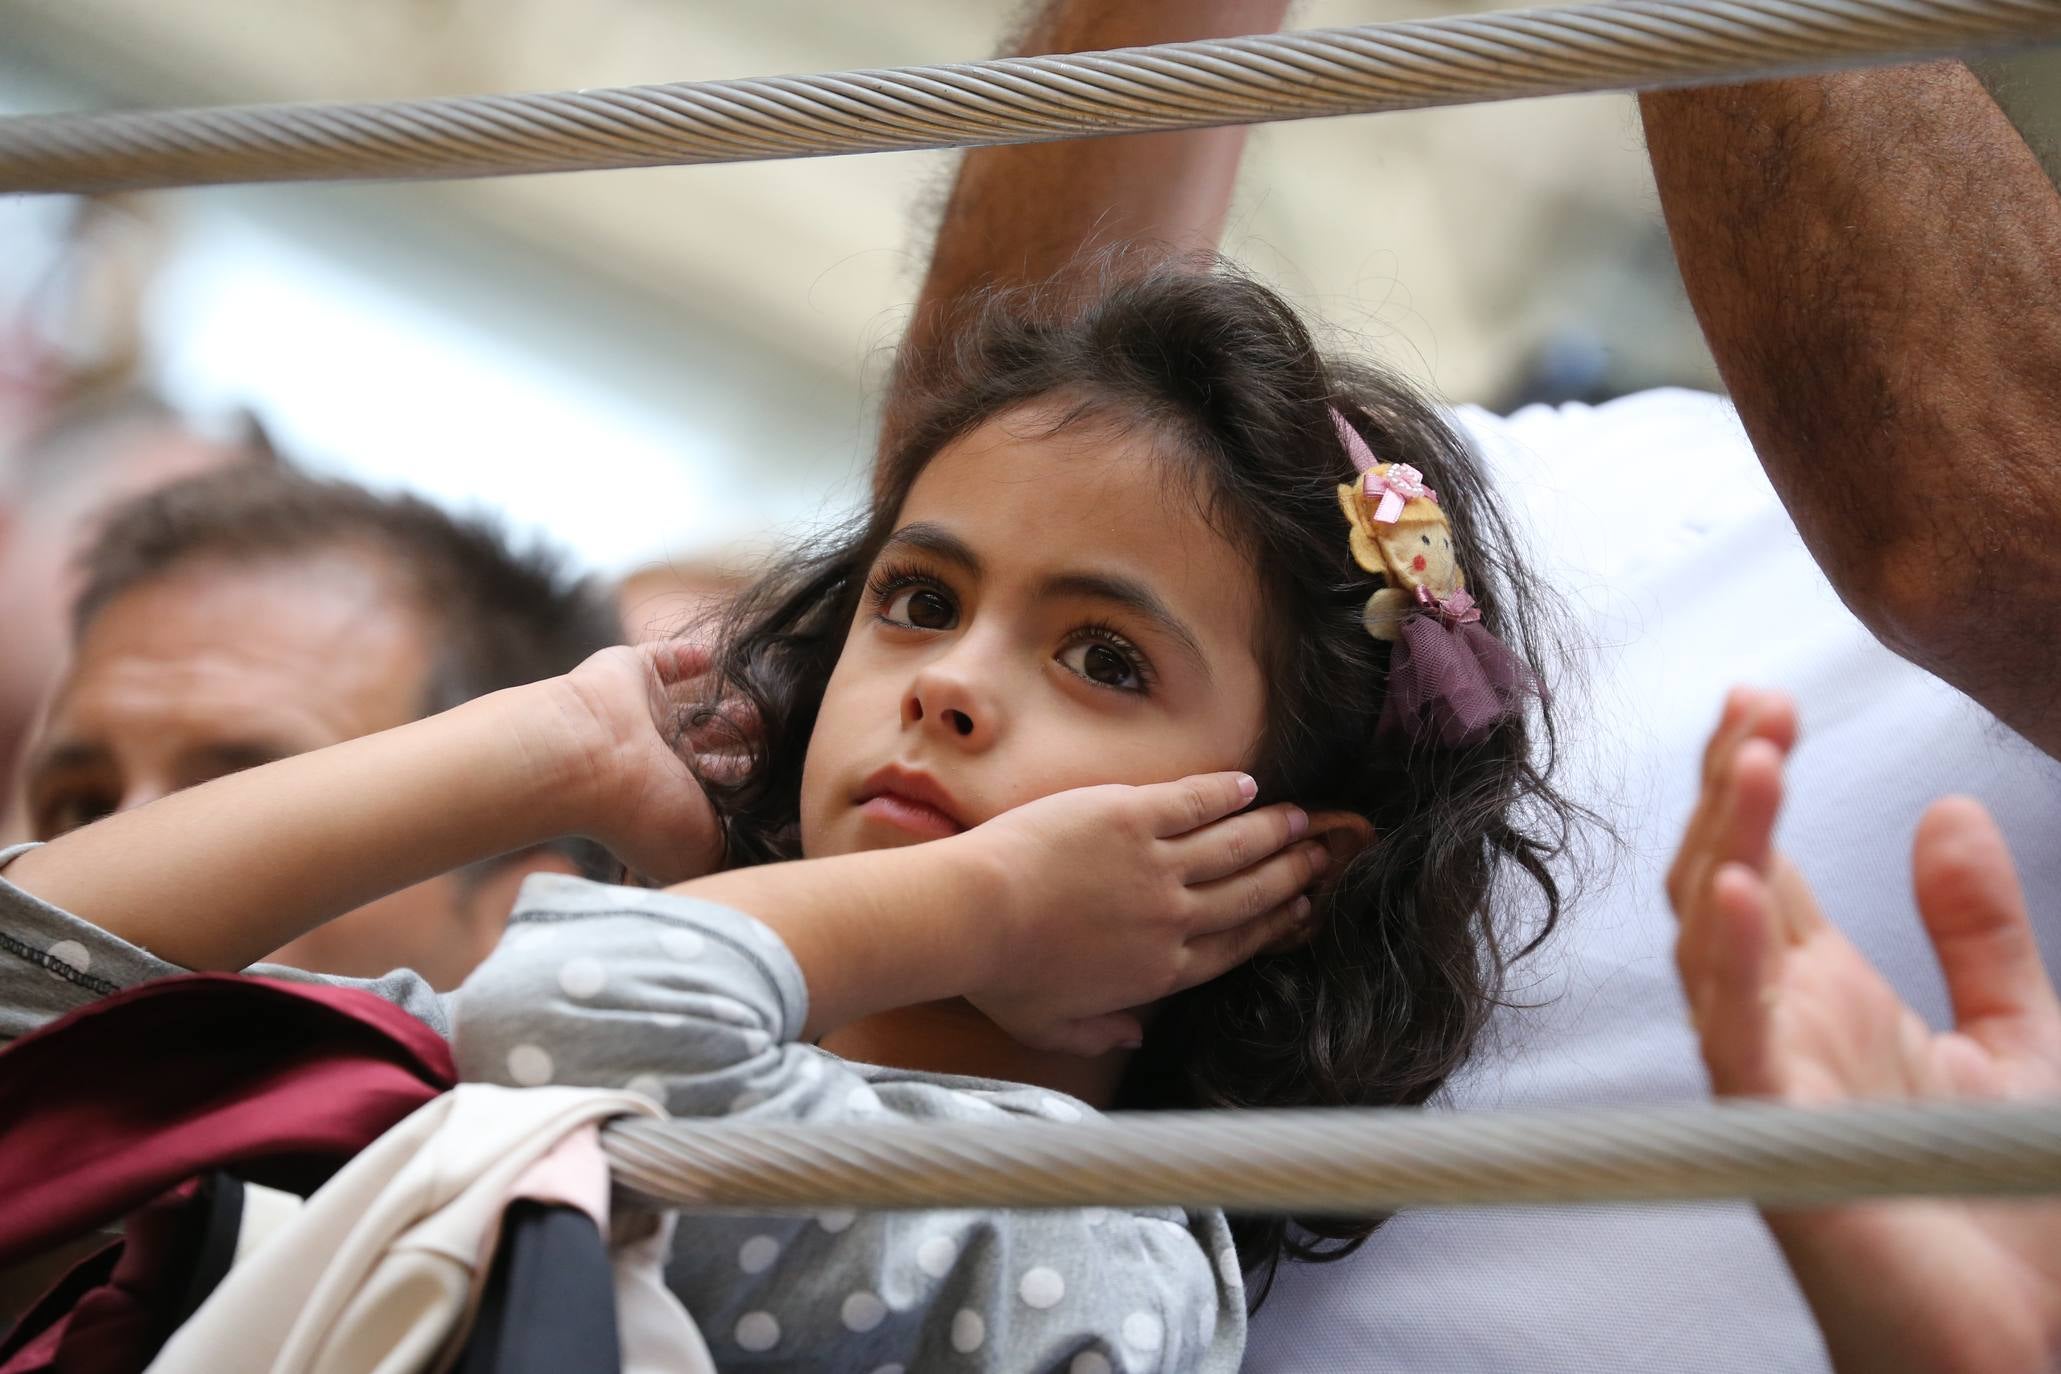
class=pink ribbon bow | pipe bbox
[1364,463,1436,525]
[1332,406,1439,523]
[1413,584,1479,625]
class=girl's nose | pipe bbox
[903,657,998,749]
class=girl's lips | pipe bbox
[857,791,965,839]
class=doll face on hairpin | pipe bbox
[1339,480,1463,598]
[1372,516,1460,596]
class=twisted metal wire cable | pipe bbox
[602,1100,2061,1214]
[4,0,2059,194]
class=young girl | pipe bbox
[1,265,1581,1371]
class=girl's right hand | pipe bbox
[959,772,1331,1056]
[539,641,729,884]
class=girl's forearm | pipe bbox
[671,836,1007,1040]
[5,685,583,971]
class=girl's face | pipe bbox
[800,402,1269,857]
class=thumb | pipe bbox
[648,637,714,686]
[1912,796,2061,1039]
[1039,1013,1146,1060]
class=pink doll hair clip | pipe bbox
[1330,406,1538,748]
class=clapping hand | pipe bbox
[1668,687,2061,1374]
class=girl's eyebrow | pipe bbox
[1035,570,1213,683]
[882,522,982,575]
[883,521,1211,680]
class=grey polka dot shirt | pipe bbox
[0,853,1246,1373]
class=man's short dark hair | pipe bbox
[75,465,620,714]
[72,466,624,877]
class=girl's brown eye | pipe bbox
[1058,638,1147,692]
[881,584,958,630]
[908,590,952,629]
[1082,644,1132,686]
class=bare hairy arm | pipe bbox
[878,0,1291,468]
[1640,65,2061,756]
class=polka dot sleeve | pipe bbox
[451,873,1247,1371]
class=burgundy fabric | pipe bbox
[1379,614,1538,749]
[0,974,453,1269]
[0,1177,228,1374]
[0,1244,118,1373]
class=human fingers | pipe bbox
[1142,771,1261,839]
[1720,737,1786,878]
[1027,1012,1147,1059]
[1180,894,1316,987]
[1911,796,2061,1045]
[647,638,715,687]
[1185,840,1330,935]
[1166,802,1309,884]
[1691,861,1785,1098]
[1676,737,1793,983]
[1667,697,1794,919]
[1668,692,1759,916]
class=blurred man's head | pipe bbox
[18,466,622,988]
[617,556,751,643]
[0,392,255,792]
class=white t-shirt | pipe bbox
[1246,389,2061,1373]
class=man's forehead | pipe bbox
[57,551,435,738]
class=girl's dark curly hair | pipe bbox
[694,260,1584,1301]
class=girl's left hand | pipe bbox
[961,771,1331,1055]
[1669,686,2061,1374]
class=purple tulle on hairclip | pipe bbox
[1376,587,1540,748]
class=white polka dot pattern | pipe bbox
[1019,1266,1066,1309]
[505,1044,553,1086]
[382,900,1241,1371]
[46,940,90,973]
[734,1312,779,1352]
[658,928,706,960]
[1122,1311,1164,1353]
[1217,1247,1242,1287]
[841,1291,887,1332]
[915,1234,958,1278]
[738,1235,779,1274]
[556,956,607,998]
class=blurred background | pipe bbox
[0,0,1724,580]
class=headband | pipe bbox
[1331,407,1536,748]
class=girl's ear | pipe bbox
[1265,810,1376,953]
[1306,810,1376,884]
